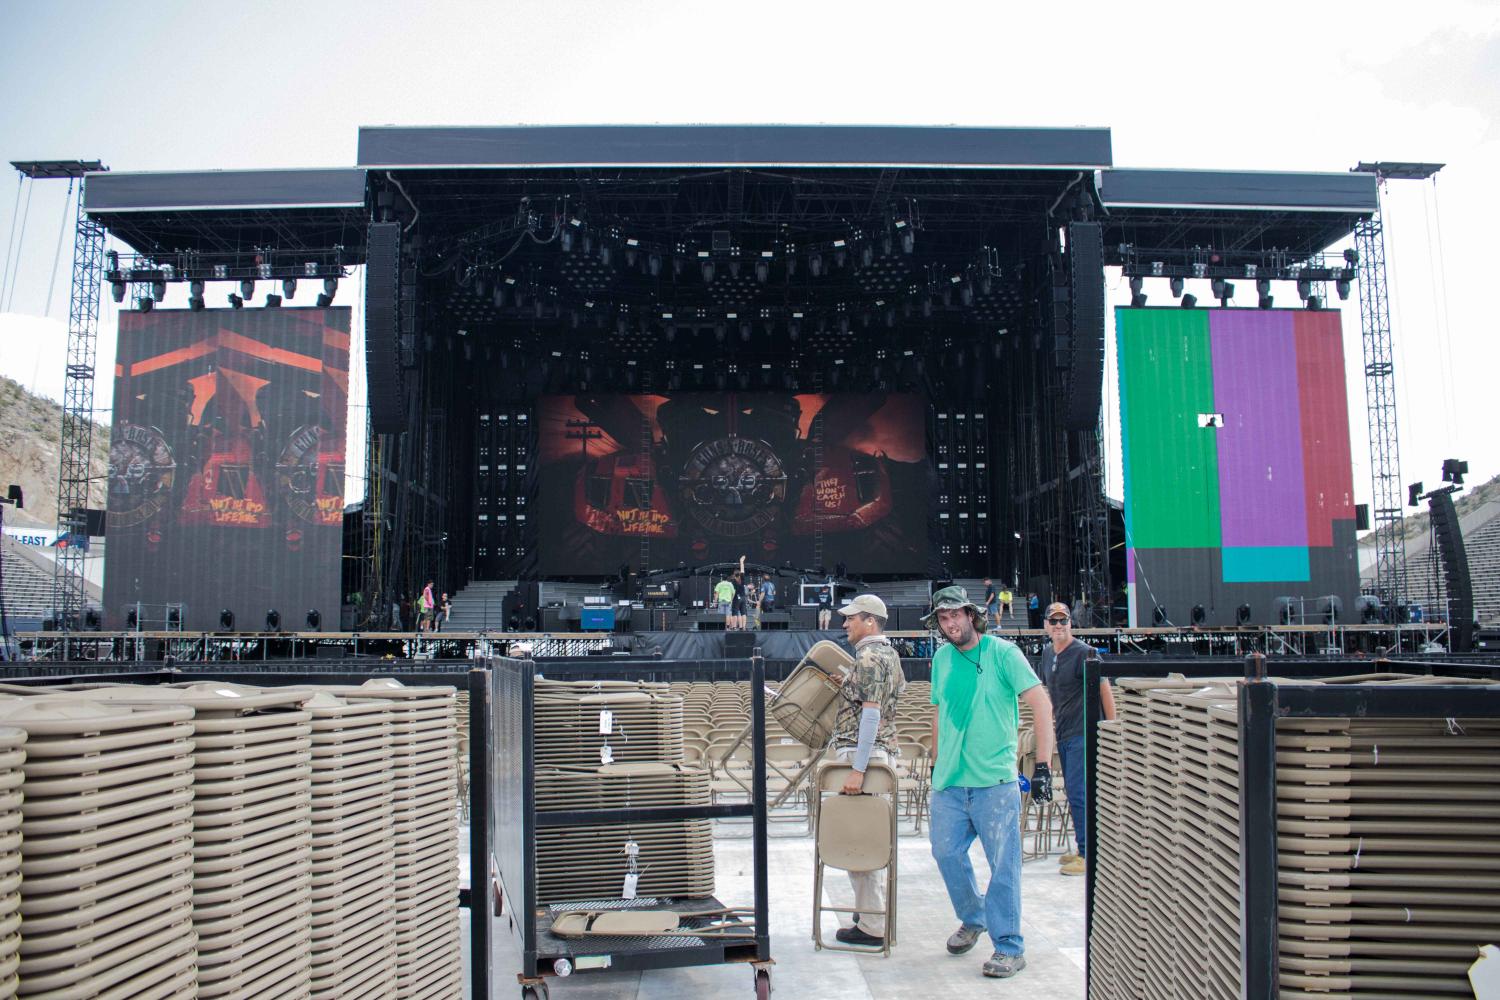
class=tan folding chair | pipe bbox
[812,761,898,957]
[718,640,854,808]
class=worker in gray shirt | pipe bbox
[1035,602,1115,876]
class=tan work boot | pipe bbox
[1060,857,1086,876]
[1058,852,1081,865]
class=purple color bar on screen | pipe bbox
[1210,311,1308,548]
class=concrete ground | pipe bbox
[463,824,1087,1000]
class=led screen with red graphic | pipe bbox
[103,308,349,630]
[535,392,932,576]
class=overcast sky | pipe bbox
[2,0,1495,515]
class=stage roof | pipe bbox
[1099,168,1378,213]
[356,124,1115,170]
[84,168,368,256]
[1097,168,1378,259]
[78,128,1379,261]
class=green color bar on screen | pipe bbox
[1116,308,1221,549]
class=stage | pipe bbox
[13,620,1476,666]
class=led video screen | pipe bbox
[1116,308,1359,626]
[535,393,931,575]
[103,308,349,630]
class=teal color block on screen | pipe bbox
[1222,546,1310,583]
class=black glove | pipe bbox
[1030,761,1053,804]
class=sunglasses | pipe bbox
[1046,617,1070,625]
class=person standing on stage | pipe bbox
[829,593,906,948]
[748,576,763,630]
[714,573,736,631]
[438,592,452,633]
[418,581,436,633]
[1037,602,1115,876]
[983,578,998,629]
[731,554,749,631]
[1026,592,1043,630]
[816,586,834,630]
[922,585,1054,980]
[760,573,776,615]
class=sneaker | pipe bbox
[834,925,884,947]
[946,925,985,955]
[1058,852,1081,865]
[982,952,1027,978]
[1060,857,1086,876]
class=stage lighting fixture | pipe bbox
[110,279,125,303]
[900,228,915,254]
[106,250,118,270]
[1191,604,1207,626]
[1169,277,1184,298]
[265,610,281,632]
[1244,264,1258,278]
[1336,277,1352,300]
[1152,606,1167,626]
[1236,603,1252,625]
[228,293,243,309]
[135,298,153,313]
[240,279,254,300]
[127,609,139,629]
[1442,458,1468,485]
[1180,293,1197,308]
[701,260,715,283]
[1150,260,1165,276]
[1296,274,1312,301]
[1218,281,1234,304]
[188,280,205,311]
[282,278,297,299]
[306,609,321,631]
[809,253,823,277]
[265,294,282,308]
[317,276,337,307]
[1210,277,1226,300]
[1408,482,1423,507]
[151,279,166,302]
[861,244,874,268]
[755,259,769,283]
[560,228,574,252]
[1344,248,1359,266]
[599,245,611,266]
[1128,276,1146,308]
[1256,278,1273,309]
[1305,295,1322,311]
[1191,262,1207,279]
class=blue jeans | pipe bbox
[928,783,1024,956]
[1058,734,1088,858]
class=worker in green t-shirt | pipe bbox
[713,575,736,630]
[921,585,1055,981]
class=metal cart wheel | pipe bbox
[754,968,772,998]
[522,983,550,1000]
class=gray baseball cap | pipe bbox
[837,594,888,618]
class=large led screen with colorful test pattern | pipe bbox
[1116,308,1359,626]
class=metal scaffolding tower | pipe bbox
[10,160,108,629]
[1350,160,1443,614]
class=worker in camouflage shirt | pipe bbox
[826,592,906,948]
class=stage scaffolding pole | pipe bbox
[11,160,108,630]
[1350,160,1443,616]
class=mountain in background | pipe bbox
[0,375,109,529]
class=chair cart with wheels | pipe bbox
[489,653,775,999]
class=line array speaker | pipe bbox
[365,221,404,434]
[1065,221,1106,431]
[1428,490,1475,652]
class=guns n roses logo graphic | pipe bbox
[107,422,177,528]
[678,436,789,537]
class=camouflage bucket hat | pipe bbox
[920,585,989,631]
